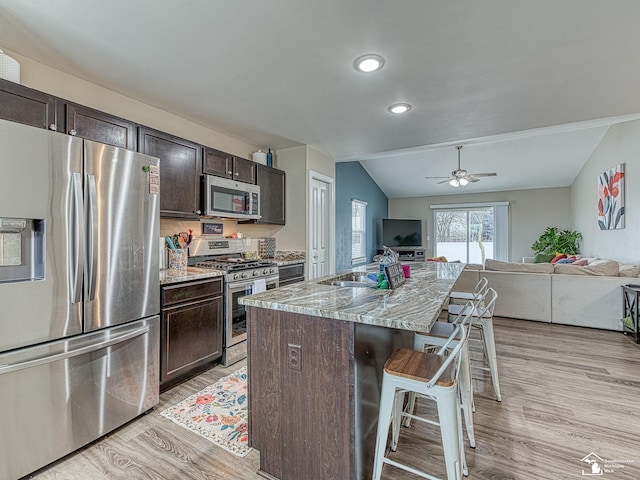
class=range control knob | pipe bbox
[253,270,260,276]
[241,271,249,279]
[270,267,278,274]
[263,268,269,274]
[233,273,240,280]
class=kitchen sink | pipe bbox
[317,271,376,288]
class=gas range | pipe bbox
[193,257,278,282]
[188,236,278,282]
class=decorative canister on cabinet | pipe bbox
[252,150,267,165]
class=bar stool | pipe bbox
[448,277,488,305]
[405,301,478,448]
[372,317,471,480]
[448,288,501,402]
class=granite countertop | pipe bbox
[160,266,225,285]
[239,262,465,332]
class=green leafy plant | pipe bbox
[531,226,582,255]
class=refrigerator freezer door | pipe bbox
[83,140,160,331]
[0,316,159,480]
[0,120,83,352]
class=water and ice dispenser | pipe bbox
[0,217,44,283]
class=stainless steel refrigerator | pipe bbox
[0,119,160,480]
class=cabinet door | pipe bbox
[256,164,286,224]
[233,156,256,184]
[160,295,223,385]
[138,127,202,218]
[203,147,233,179]
[0,78,57,130]
[66,103,136,150]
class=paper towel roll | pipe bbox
[252,150,267,165]
[0,49,20,84]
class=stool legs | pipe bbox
[477,318,502,402]
[457,343,476,447]
[372,376,396,480]
[373,376,465,480]
[437,386,463,480]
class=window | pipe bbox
[431,202,509,263]
[351,199,367,265]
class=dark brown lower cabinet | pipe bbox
[160,277,223,390]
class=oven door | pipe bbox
[226,276,278,347]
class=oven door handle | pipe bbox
[227,276,279,291]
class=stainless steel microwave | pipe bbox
[203,175,261,219]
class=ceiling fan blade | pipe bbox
[425,176,451,179]
[436,178,453,184]
[465,175,480,183]
[469,172,497,177]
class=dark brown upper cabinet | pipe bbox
[138,127,202,219]
[203,147,256,184]
[0,78,59,131]
[65,103,137,150]
[256,164,286,225]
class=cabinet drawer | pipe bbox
[161,277,222,306]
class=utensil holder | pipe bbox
[168,248,188,274]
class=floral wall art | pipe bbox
[597,163,625,230]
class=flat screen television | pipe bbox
[382,219,423,248]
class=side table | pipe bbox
[621,284,640,344]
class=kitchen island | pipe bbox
[239,261,465,480]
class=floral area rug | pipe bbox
[160,366,250,457]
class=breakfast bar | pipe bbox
[240,261,465,480]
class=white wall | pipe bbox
[389,187,572,262]
[272,146,307,251]
[571,120,640,263]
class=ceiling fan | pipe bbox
[425,145,497,187]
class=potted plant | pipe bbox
[531,226,582,262]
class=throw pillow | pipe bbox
[555,258,574,264]
[554,260,620,276]
[533,253,555,263]
[572,259,589,266]
[551,254,567,264]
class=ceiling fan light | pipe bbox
[449,178,459,187]
[459,177,469,186]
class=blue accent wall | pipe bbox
[335,162,388,272]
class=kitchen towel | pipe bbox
[253,278,266,293]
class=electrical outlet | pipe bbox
[287,343,302,371]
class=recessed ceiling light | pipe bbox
[354,54,385,73]
[388,103,412,114]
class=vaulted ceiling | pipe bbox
[2,0,640,196]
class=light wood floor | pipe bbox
[28,318,639,480]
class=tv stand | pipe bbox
[378,247,425,262]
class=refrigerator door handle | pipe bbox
[0,325,150,375]
[86,174,98,301]
[71,172,84,304]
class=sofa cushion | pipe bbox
[485,258,554,274]
[618,264,640,277]
[553,260,620,276]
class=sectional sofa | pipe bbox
[451,259,640,331]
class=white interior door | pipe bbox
[308,172,334,279]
